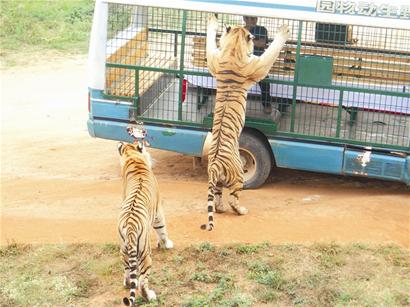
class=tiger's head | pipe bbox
[219,25,254,64]
[117,141,153,171]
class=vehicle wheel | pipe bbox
[239,131,273,189]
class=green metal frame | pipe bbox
[104,5,410,153]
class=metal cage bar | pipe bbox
[104,3,410,152]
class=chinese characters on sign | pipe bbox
[316,0,410,19]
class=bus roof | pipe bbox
[102,0,410,29]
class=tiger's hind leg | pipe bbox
[228,165,248,215]
[154,206,173,249]
[227,154,248,215]
[122,243,140,306]
[119,229,133,289]
[121,245,131,288]
[214,182,227,213]
[228,184,248,215]
[124,232,156,305]
[138,248,156,301]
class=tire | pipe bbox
[239,130,273,189]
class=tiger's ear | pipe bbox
[247,33,254,42]
[117,142,124,155]
[224,24,231,33]
[135,141,144,153]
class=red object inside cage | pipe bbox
[182,79,187,103]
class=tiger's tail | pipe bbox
[201,162,224,231]
[123,244,138,306]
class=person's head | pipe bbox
[243,16,258,27]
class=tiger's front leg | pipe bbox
[248,24,289,81]
[154,207,173,249]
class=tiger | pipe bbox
[117,141,173,306]
[201,15,289,231]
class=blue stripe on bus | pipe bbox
[184,0,315,12]
[88,119,208,157]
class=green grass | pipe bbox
[0,0,94,66]
[1,242,409,306]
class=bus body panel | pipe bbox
[270,139,344,175]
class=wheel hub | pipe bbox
[239,148,257,182]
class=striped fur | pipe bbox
[201,15,289,231]
[117,142,173,306]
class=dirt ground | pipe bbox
[1,57,409,248]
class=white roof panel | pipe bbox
[103,0,410,29]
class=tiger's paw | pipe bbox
[164,239,174,249]
[146,290,157,301]
[200,223,214,231]
[215,204,227,213]
[277,24,290,40]
[208,14,218,32]
[158,239,174,249]
[236,206,249,215]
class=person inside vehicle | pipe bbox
[243,15,272,114]
[244,16,291,114]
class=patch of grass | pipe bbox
[236,244,259,254]
[209,274,236,302]
[173,254,185,265]
[0,242,31,257]
[1,242,409,306]
[88,257,119,278]
[0,0,94,66]
[1,270,83,306]
[317,285,340,306]
[196,241,214,252]
[313,242,346,268]
[375,245,410,267]
[247,260,285,290]
[100,243,119,255]
[255,287,278,303]
[218,247,232,257]
[191,271,215,283]
[218,292,255,306]
[182,273,235,305]
[181,295,209,307]
[235,242,270,255]
[255,270,284,290]
[0,244,102,306]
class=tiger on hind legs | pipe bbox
[201,15,289,231]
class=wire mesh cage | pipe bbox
[105,3,410,151]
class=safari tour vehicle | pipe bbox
[87,0,410,187]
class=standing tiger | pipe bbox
[117,141,173,306]
[201,15,289,231]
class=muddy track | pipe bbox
[1,57,409,247]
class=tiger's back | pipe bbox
[118,159,159,235]
[207,68,248,186]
